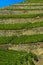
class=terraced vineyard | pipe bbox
[0,0,43,65]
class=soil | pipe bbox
[0,27,43,36]
[0,17,43,24]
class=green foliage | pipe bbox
[5,8,43,10]
[28,56,35,65]
[0,49,38,65]
[25,0,43,2]
[0,36,12,44]
[1,4,43,10]
[29,52,38,61]
[0,21,43,30]
[0,34,43,44]
[0,14,43,19]
[1,8,43,10]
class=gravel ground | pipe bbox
[0,17,43,24]
[0,27,43,36]
[0,10,43,15]
[3,5,43,9]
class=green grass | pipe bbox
[1,8,43,10]
[25,0,43,3]
[1,4,43,10]
[0,21,43,30]
[12,4,43,6]
[0,14,43,19]
[0,34,43,44]
[0,49,38,65]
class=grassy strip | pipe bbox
[0,34,43,44]
[1,4,43,10]
[0,21,43,30]
[12,2,43,5]
[25,0,43,3]
[0,49,38,65]
[11,34,43,44]
[1,8,43,10]
[0,14,43,19]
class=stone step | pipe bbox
[0,10,43,15]
[0,27,43,36]
[3,5,43,10]
[0,17,43,24]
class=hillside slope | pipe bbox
[0,0,43,65]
